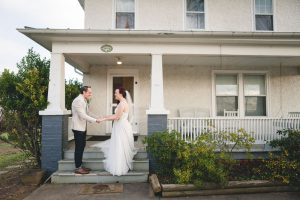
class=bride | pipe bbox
[95,87,137,176]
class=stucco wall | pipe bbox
[83,0,300,32]
[138,0,183,30]
[83,63,300,136]
[84,0,113,29]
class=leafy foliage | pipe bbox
[65,79,82,110]
[0,48,82,167]
[255,129,300,185]
[144,129,255,187]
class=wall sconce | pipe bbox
[116,57,122,65]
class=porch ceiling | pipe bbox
[65,53,300,72]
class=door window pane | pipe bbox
[216,74,238,95]
[216,97,238,116]
[244,75,266,95]
[245,97,266,116]
[112,77,134,104]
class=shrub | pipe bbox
[256,129,300,185]
[144,129,255,186]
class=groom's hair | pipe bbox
[80,86,91,94]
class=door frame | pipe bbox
[106,69,139,133]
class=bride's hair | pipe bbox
[116,87,126,104]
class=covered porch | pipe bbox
[18,29,300,173]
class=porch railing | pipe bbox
[167,117,300,143]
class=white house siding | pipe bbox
[83,0,300,32]
[276,0,300,32]
[138,0,183,30]
[207,0,253,31]
[84,0,112,29]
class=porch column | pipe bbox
[39,53,70,175]
[146,54,169,173]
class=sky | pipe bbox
[0,0,84,81]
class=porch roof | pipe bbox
[18,28,300,52]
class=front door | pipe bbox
[107,70,139,134]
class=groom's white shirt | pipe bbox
[71,94,97,131]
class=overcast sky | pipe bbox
[0,0,84,81]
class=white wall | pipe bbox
[83,0,300,32]
[83,63,300,135]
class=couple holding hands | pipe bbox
[71,86,136,175]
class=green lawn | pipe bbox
[0,142,29,170]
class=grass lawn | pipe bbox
[0,140,29,170]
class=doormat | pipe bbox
[79,183,123,194]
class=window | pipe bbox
[255,0,273,31]
[244,75,266,116]
[186,0,205,29]
[116,0,135,29]
[214,73,267,117]
[215,74,238,116]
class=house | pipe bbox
[18,0,300,182]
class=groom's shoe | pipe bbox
[81,166,91,171]
[75,167,89,174]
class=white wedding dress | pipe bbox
[92,104,137,176]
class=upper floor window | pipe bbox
[186,0,205,29]
[116,0,135,29]
[255,0,273,31]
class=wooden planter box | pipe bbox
[149,174,300,198]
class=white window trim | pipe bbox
[113,0,137,30]
[253,0,276,32]
[212,70,270,118]
[183,0,206,31]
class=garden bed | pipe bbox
[150,174,300,197]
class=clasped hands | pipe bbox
[96,117,105,123]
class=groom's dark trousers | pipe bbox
[72,130,87,168]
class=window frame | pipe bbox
[114,0,136,30]
[253,0,276,32]
[184,0,206,30]
[212,70,270,118]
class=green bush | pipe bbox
[257,129,300,185]
[144,129,255,186]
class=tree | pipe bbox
[65,79,82,110]
[0,48,83,167]
[0,48,50,166]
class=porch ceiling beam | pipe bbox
[52,42,300,57]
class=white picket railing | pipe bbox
[167,117,300,142]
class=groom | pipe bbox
[71,86,101,174]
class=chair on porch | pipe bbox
[224,109,239,117]
[287,112,300,118]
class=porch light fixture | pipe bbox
[116,57,122,65]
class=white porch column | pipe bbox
[146,54,169,115]
[40,53,70,115]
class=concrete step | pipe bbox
[64,149,148,160]
[58,159,149,171]
[51,170,149,184]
